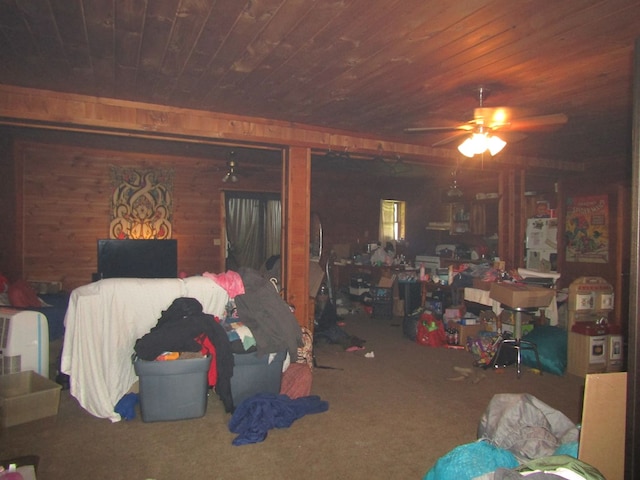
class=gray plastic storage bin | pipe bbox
[134,355,211,422]
[231,351,285,407]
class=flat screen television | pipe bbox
[96,239,178,279]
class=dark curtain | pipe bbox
[225,192,281,270]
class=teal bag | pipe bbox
[521,325,567,375]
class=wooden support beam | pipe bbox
[0,84,584,172]
[282,146,312,329]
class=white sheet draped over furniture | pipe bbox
[61,277,229,422]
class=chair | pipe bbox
[492,305,543,378]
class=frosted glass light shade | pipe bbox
[457,133,506,157]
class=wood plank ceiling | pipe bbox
[0,0,638,175]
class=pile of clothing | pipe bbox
[134,297,235,411]
[134,268,305,413]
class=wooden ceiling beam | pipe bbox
[0,84,584,172]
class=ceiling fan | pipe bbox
[404,86,568,156]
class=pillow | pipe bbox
[521,325,567,376]
[7,279,41,308]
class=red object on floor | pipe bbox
[280,363,312,399]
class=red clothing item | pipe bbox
[8,279,41,307]
[196,334,218,386]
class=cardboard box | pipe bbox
[567,332,607,377]
[0,371,62,427]
[472,279,493,291]
[444,306,465,320]
[579,372,627,480]
[489,282,555,308]
[393,298,405,317]
[449,322,485,343]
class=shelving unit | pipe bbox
[450,203,470,234]
[448,201,495,236]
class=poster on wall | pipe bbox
[565,194,609,263]
[109,167,174,239]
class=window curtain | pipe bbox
[225,193,281,270]
[379,199,396,243]
[265,199,281,259]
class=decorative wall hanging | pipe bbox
[109,167,174,239]
[565,194,609,263]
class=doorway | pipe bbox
[224,191,281,272]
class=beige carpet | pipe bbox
[0,310,585,480]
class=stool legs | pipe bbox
[492,337,542,378]
[490,306,543,378]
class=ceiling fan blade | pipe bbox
[474,107,513,128]
[496,131,528,143]
[432,131,470,147]
[404,125,471,133]
[505,113,568,131]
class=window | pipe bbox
[379,199,405,242]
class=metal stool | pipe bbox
[492,305,542,378]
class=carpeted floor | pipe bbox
[0,308,586,479]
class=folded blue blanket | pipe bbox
[228,393,329,445]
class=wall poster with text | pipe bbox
[565,194,609,263]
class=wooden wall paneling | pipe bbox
[498,169,518,268]
[310,170,379,257]
[497,170,506,262]
[310,169,431,261]
[498,166,526,270]
[15,139,279,291]
[615,183,630,331]
[172,158,228,277]
[470,203,487,236]
[0,133,20,280]
[555,179,567,290]
[626,36,640,478]
[15,139,25,281]
[21,143,111,288]
[283,146,311,329]
[517,169,527,269]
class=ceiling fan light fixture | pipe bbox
[457,136,478,157]
[446,179,464,198]
[222,171,238,183]
[487,134,507,156]
[457,132,506,157]
[222,155,239,183]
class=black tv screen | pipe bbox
[97,239,178,279]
